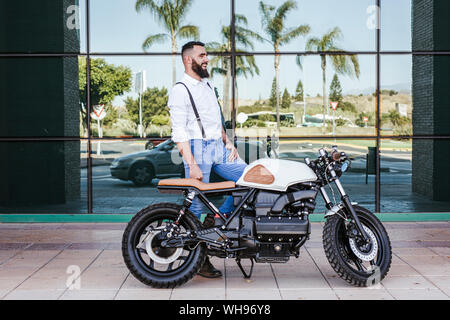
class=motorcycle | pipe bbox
[122,146,391,288]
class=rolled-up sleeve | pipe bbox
[168,85,189,143]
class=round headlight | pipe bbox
[341,162,349,173]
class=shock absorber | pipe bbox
[174,190,196,225]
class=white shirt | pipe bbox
[168,73,223,143]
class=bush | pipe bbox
[242,119,267,128]
[339,101,357,113]
[281,118,295,127]
[356,112,375,127]
[259,113,276,122]
[325,118,346,127]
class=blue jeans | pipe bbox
[183,139,247,219]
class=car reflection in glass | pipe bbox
[110,138,268,186]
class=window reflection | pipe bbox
[380,55,412,137]
[87,55,229,138]
[0,141,87,213]
[236,0,376,52]
[235,54,375,137]
[381,139,450,213]
[89,0,230,53]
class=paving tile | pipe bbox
[387,289,449,300]
[171,288,225,300]
[334,288,394,300]
[387,264,421,277]
[0,222,448,300]
[0,278,30,294]
[226,289,281,300]
[426,277,450,297]
[380,275,438,290]
[0,250,61,268]
[115,289,172,300]
[399,255,449,265]
[4,289,64,300]
[177,275,225,290]
[0,244,31,250]
[429,247,450,256]
[120,274,151,290]
[393,247,437,256]
[74,269,128,290]
[280,289,338,300]
[0,267,40,279]
[15,272,69,290]
[273,273,331,289]
[60,289,118,300]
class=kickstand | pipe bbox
[235,258,254,279]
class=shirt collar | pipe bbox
[183,72,209,86]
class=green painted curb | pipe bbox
[0,213,449,223]
[0,214,134,223]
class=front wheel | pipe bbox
[323,205,392,287]
[122,203,206,288]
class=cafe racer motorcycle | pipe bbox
[122,147,391,288]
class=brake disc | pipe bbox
[348,225,378,262]
[145,230,183,264]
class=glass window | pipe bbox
[380,138,450,213]
[381,0,411,51]
[0,57,86,138]
[88,55,230,138]
[380,55,412,136]
[92,139,241,213]
[381,54,450,137]
[235,54,376,137]
[265,138,376,213]
[0,141,87,213]
[236,0,376,52]
[89,0,230,53]
[0,0,85,53]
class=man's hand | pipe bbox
[189,163,203,180]
[225,140,239,162]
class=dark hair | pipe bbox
[181,41,205,55]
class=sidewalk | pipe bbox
[0,222,448,300]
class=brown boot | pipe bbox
[197,214,222,278]
[198,257,222,278]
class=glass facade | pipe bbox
[0,0,449,214]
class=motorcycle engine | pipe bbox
[232,185,317,262]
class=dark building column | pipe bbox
[412,0,450,201]
[0,0,80,208]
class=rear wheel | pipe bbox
[323,205,392,287]
[122,203,206,288]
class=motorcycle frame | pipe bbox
[159,160,369,242]
[158,185,257,229]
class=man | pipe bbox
[168,41,247,278]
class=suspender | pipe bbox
[176,81,206,139]
[176,81,226,140]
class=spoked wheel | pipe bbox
[122,203,206,288]
[323,205,392,287]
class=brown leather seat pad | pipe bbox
[158,178,235,191]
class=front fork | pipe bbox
[321,178,370,242]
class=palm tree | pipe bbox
[259,0,310,130]
[207,15,263,120]
[135,0,199,86]
[302,27,360,129]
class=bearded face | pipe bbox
[191,58,209,78]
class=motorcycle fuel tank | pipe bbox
[237,158,318,191]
